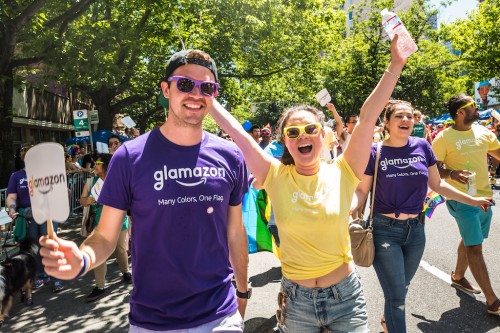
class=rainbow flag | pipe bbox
[242,183,280,258]
[422,191,446,218]
[485,117,493,127]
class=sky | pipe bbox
[428,0,478,26]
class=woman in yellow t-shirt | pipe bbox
[210,38,407,332]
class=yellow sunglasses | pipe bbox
[387,99,412,106]
[283,123,322,139]
[460,101,479,110]
[95,161,104,165]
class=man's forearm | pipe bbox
[6,197,16,211]
[229,227,249,292]
[228,223,249,318]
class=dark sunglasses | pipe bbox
[168,76,219,97]
[283,123,322,139]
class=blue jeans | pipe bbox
[27,219,60,281]
[277,271,368,333]
[372,214,425,333]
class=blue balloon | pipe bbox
[242,120,252,131]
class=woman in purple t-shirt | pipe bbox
[351,101,491,333]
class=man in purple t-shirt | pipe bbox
[40,50,250,332]
[7,144,64,293]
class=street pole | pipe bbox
[89,122,94,155]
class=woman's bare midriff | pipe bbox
[291,262,354,288]
[381,212,418,220]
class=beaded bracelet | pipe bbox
[384,69,400,79]
[73,250,92,280]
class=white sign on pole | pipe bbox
[24,143,70,226]
[315,89,331,107]
[73,109,88,120]
[73,109,89,131]
[121,116,136,128]
[88,110,99,124]
[76,131,90,137]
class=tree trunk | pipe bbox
[88,90,115,132]
[0,69,15,188]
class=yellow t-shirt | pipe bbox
[263,155,360,280]
[432,125,500,197]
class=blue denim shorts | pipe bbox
[446,200,492,246]
[277,271,368,333]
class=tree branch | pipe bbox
[10,56,44,68]
[111,90,156,111]
[44,0,95,29]
[222,65,294,79]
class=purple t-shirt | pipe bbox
[7,169,31,208]
[98,128,248,331]
[364,137,437,216]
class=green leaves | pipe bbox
[3,0,494,131]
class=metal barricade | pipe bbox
[67,172,92,217]
[0,188,6,210]
[0,188,15,261]
[1,171,92,220]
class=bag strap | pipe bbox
[368,142,382,228]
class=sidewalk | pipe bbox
[4,216,280,333]
[6,216,131,333]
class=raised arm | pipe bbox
[344,35,407,178]
[211,100,277,183]
[326,103,346,142]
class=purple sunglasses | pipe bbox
[167,76,219,97]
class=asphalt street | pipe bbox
[3,189,500,333]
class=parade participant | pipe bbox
[107,135,122,154]
[6,144,64,292]
[433,94,500,316]
[410,110,429,140]
[326,102,357,153]
[320,119,338,162]
[79,153,132,303]
[259,126,272,150]
[39,49,250,332]
[351,100,492,333]
[489,110,500,177]
[209,36,406,333]
[431,123,444,141]
[248,125,261,143]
